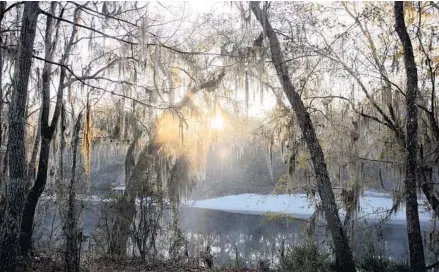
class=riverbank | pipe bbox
[181,192,434,225]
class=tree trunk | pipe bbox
[20,6,78,256]
[168,156,187,260]
[0,2,39,271]
[65,113,82,272]
[20,4,58,251]
[0,1,6,227]
[394,2,425,271]
[250,3,356,271]
[108,196,136,256]
[20,136,51,254]
[27,111,41,183]
[0,2,6,23]
[422,181,439,217]
[108,134,139,256]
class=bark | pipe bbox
[108,196,136,256]
[0,1,6,226]
[396,130,439,218]
[20,6,78,255]
[27,111,41,183]
[250,3,356,271]
[108,124,140,256]
[0,2,39,271]
[422,118,439,217]
[0,2,6,23]
[59,102,65,181]
[394,2,425,271]
[65,113,82,272]
[19,3,58,252]
[168,156,187,259]
[422,182,439,217]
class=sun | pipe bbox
[210,109,224,130]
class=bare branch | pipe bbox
[38,8,136,45]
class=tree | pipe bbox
[338,2,439,219]
[394,2,425,271]
[109,67,226,255]
[20,2,145,254]
[0,2,40,271]
[250,2,356,271]
[19,3,77,255]
[65,112,82,272]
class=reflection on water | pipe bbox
[36,198,439,268]
[179,206,437,267]
[180,206,317,267]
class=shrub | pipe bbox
[278,244,333,272]
[357,256,410,272]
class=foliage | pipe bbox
[357,257,410,272]
[278,244,334,272]
[2,1,439,271]
[355,225,410,272]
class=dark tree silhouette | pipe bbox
[0,2,40,271]
[250,2,356,271]
[394,2,425,271]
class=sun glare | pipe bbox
[210,109,224,130]
[188,0,214,13]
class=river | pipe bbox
[36,192,439,267]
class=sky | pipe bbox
[188,0,216,14]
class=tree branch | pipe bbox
[38,8,136,45]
